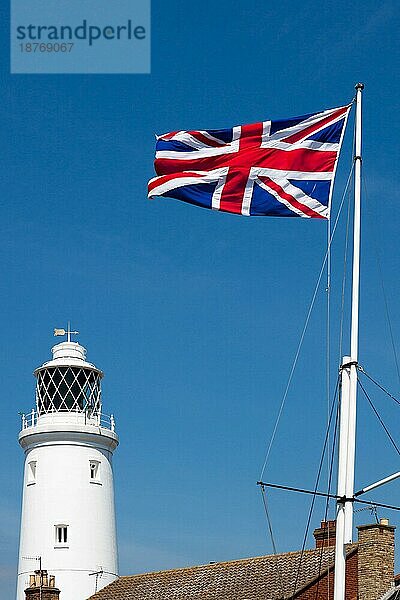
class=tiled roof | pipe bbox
[89,544,357,600]
[380,588,400,600]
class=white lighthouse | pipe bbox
[16,329,119,600]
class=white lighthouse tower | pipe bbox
[16,328,119,600]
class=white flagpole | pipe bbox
[333,82,363,600]
[345,82,363,540]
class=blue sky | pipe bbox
[1,1,400,597]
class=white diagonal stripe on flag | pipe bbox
[211,168,229,210]
[260,105,348,145]
[256,176,329,218]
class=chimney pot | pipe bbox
[24,571,60,600]
[313,520,336,548]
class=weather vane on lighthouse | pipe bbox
[53,322,79,342]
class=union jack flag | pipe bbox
[148,105,351,219]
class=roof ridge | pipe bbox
[89,543,360,600]
[116,545,351,580]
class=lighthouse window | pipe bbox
[36,366,102,415]
[27,460,37,484]
[55,525,68,546]
[90,460,100,482]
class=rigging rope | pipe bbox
[259,164,355,481]
[257,482,400,511]
[338,115,356,364]
[357,377,400,456]
[338,181,352,363]
[259,484,285,599]
[326,216,332,495]
[314,389,340,600]
[290,376,340,599]
[359,368,400,407]
[354,498,400,511]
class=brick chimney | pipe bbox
[357,519,396,600]
[24,571,60,600]
[313,519,336,548]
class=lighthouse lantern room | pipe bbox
[16,329,119,600]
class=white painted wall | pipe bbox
[16,420,119,600]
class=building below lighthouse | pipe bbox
[16,330,119,600]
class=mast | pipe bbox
[333,83,364,600]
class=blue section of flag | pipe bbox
[156,140,198,153]
[205,128,233,144]
[309,121,344,143]
[289,180,331,207]
[269,113,314,136]
[249,182,299,217]
[165,183,214,209]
